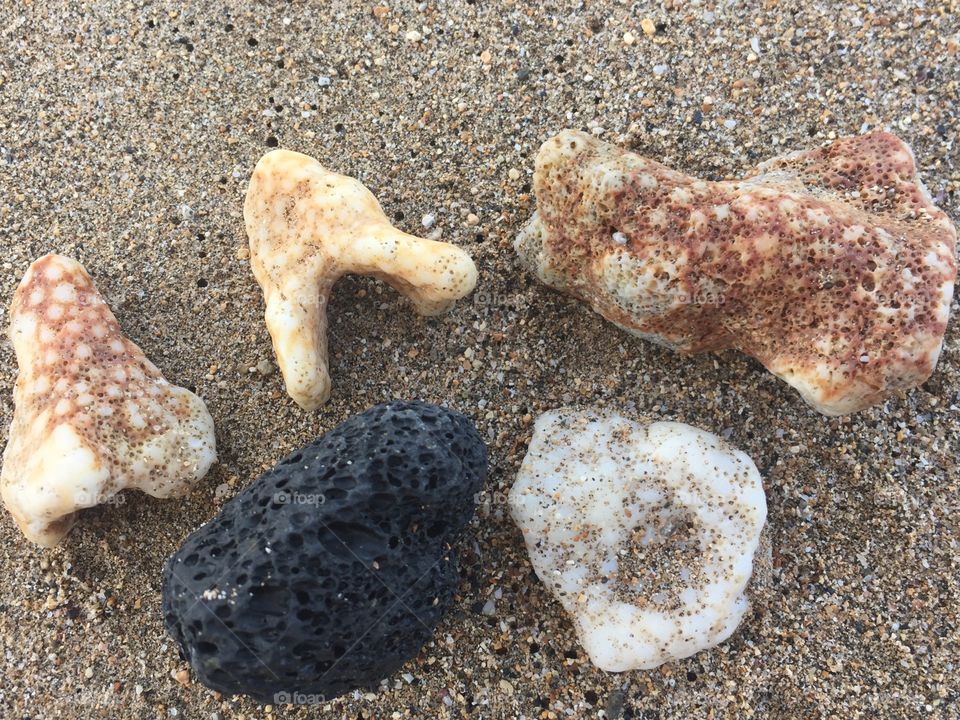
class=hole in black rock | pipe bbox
[426,522,448,538]
[248,585,286,615]
[319,522,383,557]
[292,642,313,658]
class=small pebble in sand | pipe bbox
[509,408,767,671]
[244,149,478,410]
[515,130,957,415]
[162,401,487,703]
[0,255,217,546]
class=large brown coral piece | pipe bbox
[1,255,217,546]
[516,130,957,415]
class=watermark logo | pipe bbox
[73,490,126,506]
[677,290,726,306]
[272,492,326,506]
[472,290,526,309]
[474,490,511,507]
[274,691,327,705]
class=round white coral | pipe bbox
[509,408,767,671]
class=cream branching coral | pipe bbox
[0,255,217,546]
[244,149,479,410]
[509,408,767,671]
[516,130,957,415]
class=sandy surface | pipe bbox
[0,1,958,718]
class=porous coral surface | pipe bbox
[516,131,956,415]
[246,149,478,410]
[510,408,767,672]
[1,255,216,546]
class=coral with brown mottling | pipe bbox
[245,149,479,411]
[516,130,957,415]
[0,255,217,546]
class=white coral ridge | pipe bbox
[1,255,217,546]
[509,408,767,671]
[244,149,479,410]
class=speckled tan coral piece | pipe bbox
[516,130,957,415]
[0,255,217,546]
[244,149,479,410]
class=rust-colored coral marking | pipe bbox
[516,131,957,415]
[1,255,217,546]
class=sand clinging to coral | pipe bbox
[0,255,217,546]
[516,130,957,415]
[245,149,479,410]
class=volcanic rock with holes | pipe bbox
[515,130,957,415]
[0,254,217,546]
[162,401,487,703]
[509,408,768,671]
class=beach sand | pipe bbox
[0,1,957,718]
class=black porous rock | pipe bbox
[162,401,487,704]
